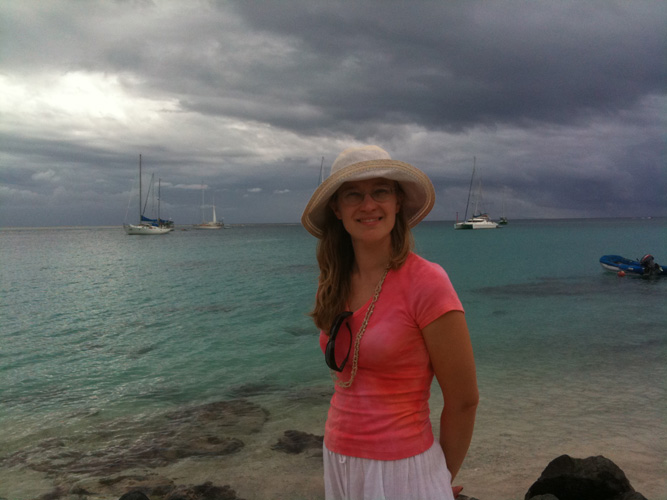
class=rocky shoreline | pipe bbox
[13,454,650,500]
[0,398,651,500]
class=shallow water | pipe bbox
[1,219,665,499]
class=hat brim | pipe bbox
[301,159,435,238]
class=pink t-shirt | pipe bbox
[319,252,464,460]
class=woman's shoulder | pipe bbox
[402,252,447,277]
[391,253,450,289]
[392,253,462,320]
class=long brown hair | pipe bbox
[310,185,414,331]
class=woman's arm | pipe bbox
[422,310,479,481]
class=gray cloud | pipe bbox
[0,0,664,227]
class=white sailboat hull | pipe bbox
[454,217,499,229]
[454,222,499,229]
[124,224,171,235]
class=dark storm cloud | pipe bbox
[218,1,666,132]
[0,0,664,226]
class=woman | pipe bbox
[301,145,479,500]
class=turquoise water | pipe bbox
[1,219,665,499]
[2,225,322,424]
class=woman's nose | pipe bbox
[359,192,377,208]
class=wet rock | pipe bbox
[164,481,244,500]
[95,473,175,498]
[69,485,92,495]
[119,492,151,500]
[618,494,649,500]
[98,474,159,487]
[285,385,333,404]
[111,433,245,469]
[38,488,65,500]
[37,488,64,500]
[525,455,646,500]
[113,482,244,500]
[165,399,269,434]
[0,399,265,481]
[271,430,323,454]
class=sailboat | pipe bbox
[193,184,224,229]
[123,155,172,235]
[454,157,499,230]
[139,176,174,230]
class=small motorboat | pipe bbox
[599,254,666,277]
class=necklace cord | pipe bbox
[331,268,389,388]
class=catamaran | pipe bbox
[454,157,499,230]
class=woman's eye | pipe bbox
[343,191,363,202]
[372,188,392,200]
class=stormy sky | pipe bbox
[1,0,665,227]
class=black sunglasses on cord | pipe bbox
[325,311,353,371]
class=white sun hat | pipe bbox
[301,145,435,238]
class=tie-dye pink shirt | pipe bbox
[319,252,464,460]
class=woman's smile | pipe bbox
[357,216,383,224]
[331,178,400,243]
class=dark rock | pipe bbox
[165,481,243,500]
[69,485,93,495]
[617,493,648,500]
[458,494,482,500]
[285,386,333,404]
[119,492,151,500]
[525,455,643,500]
[165,399,269,434]
[99,475,154,486]
[36,488,65,500]
[271,430,323,454]
[116,434,244,468]
[96,474,175,497]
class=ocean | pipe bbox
[1,219,665,500]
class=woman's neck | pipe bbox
[351,240,392,280]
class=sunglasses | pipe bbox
[325,311,353,371]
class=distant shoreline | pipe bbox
[1,216,665,231]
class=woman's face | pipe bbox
[330,178,401,245]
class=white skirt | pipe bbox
[323,441,454,500]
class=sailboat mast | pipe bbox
[201,181,205,223]
[474,175,483,216]
[158,178,161,225]
[463,157,475,221]
[138,154,142,222]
